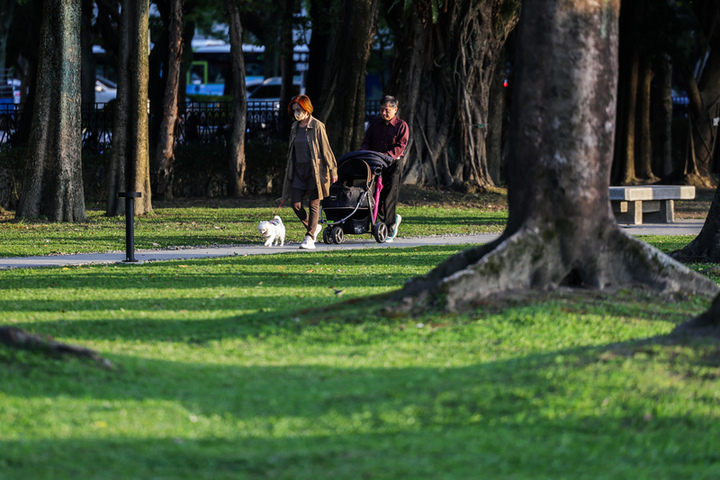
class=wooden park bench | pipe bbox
[609,185,695,225]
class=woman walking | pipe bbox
[282,95,338,249]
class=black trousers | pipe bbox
[291,188,321,239]
[377,157,404,227]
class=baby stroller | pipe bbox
[320,150,393,244]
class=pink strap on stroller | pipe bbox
[372,175,383,223]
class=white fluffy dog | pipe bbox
[258,215,286,247]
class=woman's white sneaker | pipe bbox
[299,235,316,250]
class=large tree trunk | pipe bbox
[681,0,720,188]
[666,0,720,264]
[16,0,86,222]
[154,0,183,199]
[384,0,519,188]
[106,0,152,216]
[225,0,247,197]
[671,186,720,263]
[316,0,379,155]
[395,0,717,312]
[306,0,333,103]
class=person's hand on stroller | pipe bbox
[331,174,338,184]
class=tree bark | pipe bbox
[0,0,15,73]
[316,0,380,155]
[225,0,248,197]
[154,0,183,199]
[16,0,86,222]
[681,0,720,187]
[651,54,673,179]
[635,53,657,181]
[667,0,720,264]
[106,0,152,216]
[277,0,295,139]
[0,326,114,368]
[617,46,639,184]
[384,0,519,188]
[306,0,334,103]
[394,0,717,312]
[80,0,96,106]
[486,45,507,186]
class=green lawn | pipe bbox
[1,196,719,479]
[2,238,720,478]
[0,202,506,257]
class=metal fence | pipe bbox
[0,99,385,151]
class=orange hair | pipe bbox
[288,95,314,116]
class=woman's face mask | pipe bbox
[293,109,308,121]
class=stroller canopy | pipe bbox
[337,150,393,170]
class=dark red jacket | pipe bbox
[361,115,409,160]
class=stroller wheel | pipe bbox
[332,226,345,244]
[373,222,388,243]
[323,227,334,244]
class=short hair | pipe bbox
[288,95,314,116]
[381,95,398,109]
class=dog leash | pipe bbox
[273,198,285,217]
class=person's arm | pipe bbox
[387,121,409,160]
[317,122,338,183]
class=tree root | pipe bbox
[396,224,719,312]
[0,326,114,369]
[672,292,720,337]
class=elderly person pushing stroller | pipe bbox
[361,95,409,242]
[282,95,338,250]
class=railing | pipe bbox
[0,100,382,151]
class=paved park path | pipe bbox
[0,219,705,270]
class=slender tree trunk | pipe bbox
[16,0,86,222]
[619,48,639,184]
[395,0,717,312]
[487,46,507,185]
[0,0,14,73]
[277,0,295,138]
[384,0,519,188]
[155,0,183,199]
[80,0,96,106]
[635,53,656,181]
[651,54,673,178]
[225,0,247,197]
[685,59,720,185]
[107,0,151,216]
[316,0,380,154]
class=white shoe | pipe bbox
[314,224,322,241]
[299,235,316,250]
[388,214,402,241]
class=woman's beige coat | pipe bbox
[282,116,337,201]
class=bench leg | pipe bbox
[613,200,643,225]
[644,200,674,223]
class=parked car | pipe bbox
[95,76,117,106]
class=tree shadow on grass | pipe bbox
[2,326,720,479]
